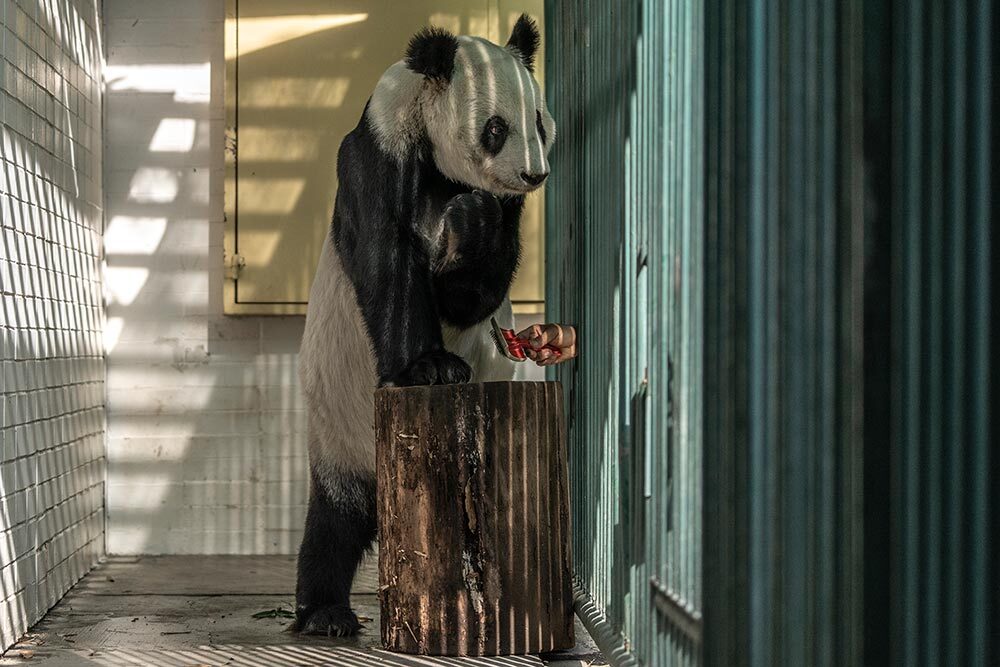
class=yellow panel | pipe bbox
[225,0,546,315]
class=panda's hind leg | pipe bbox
[293,471,376,636]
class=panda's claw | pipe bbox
[389,350,471,386]
[297,604,362,637]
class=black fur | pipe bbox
[294,470,376,636]
[333,106,523,387]
[536,110,547,145]
[433,190,522,328]
[506,14,540,72]
[405,27,459,81]
[480,115,509,155]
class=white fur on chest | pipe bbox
[442,300,516,383]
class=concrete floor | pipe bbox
[1,557,604,667]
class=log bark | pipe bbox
[375,381,574,656]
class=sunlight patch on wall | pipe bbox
[105,267,150,306]
[239,77,351,109]
[238,127,320,162]
[105,216,168,255]
[106,63,211,103]
[128,168,179,203]
[149,118,197,153]
[235,178,304,215]
[104,317,125,353]
[227,14,368,58]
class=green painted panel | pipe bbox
[702,0,865,665]
[547,1,994,665]
[883,1,995,664]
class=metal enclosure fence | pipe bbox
[862,0,996,663]
[544,1,704,665]
[545,0,994,665]
[702,0,866,664]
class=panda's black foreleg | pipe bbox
[294,472,376,637]
[432,190,523,328]
[334,205,470,386]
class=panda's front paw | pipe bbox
[296,603,361,637]
[438,190,504,268]
[390,350,472,386]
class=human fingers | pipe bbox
[518,323,576,350]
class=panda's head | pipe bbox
[402,15,555,195]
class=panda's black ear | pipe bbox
[505,13,540,72]
[405,27,459,81]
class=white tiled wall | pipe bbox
[101,0,546,557]
[0,0,105,651]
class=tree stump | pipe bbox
[375,381,574,656]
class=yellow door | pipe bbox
[224,1,545,315]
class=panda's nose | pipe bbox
[520,172,548,186]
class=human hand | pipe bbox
[515,323,577,366]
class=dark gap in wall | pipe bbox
[860,0,891,664]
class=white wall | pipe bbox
[102,0,545,556]
[102,0,308,555]
[0,0,105,650]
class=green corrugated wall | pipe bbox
[544,0,995,665]
[544,1,704,665]
[866,1,996,664]
[702,0,866,664]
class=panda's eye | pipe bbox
[480,115,508,155]
[486,116,507,136]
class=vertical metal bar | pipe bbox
[896,1,924,662]
[784,0,808,660]
[746,0,771,662]
[942,6,967,663]
[923,5,945,662]
[965,2,991,660]
[691,0,705,624]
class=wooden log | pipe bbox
[375,381,574,656]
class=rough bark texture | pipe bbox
[375,381,574,656]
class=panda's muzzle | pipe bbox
[520,171,548,187]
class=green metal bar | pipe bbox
[965,6,991,660]
[943,8,968,665]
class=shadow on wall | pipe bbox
[103,0,318,556]
[102,2,543,557]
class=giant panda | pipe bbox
[294,15,556,636]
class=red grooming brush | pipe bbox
[489,317,562,363]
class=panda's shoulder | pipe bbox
[368,61,428,160]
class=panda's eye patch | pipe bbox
[480,115,508,155]
[536,110,547,144]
